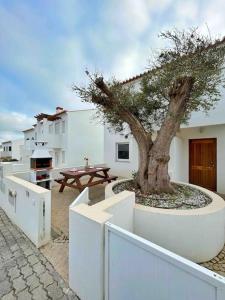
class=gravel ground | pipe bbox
[113,180,212,209]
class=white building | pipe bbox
[104,67,225,194]
[22,107,104,169]
[1,139,24,161]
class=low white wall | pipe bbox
[105,222,225,300]
[69,204,112,300]
[93,191,135,232]
[0,163,51,247]
[69,190,135,300]
[134,183,225,263]
[106,180,225,263]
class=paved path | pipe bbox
[0,208,79,300]
[41,184,106,282]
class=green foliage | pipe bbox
[73,28,225,133]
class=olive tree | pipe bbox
[73,29,225,194]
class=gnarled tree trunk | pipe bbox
[93,75,194,194]
[137,77,195,194]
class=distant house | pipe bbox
[22,107,104,169]
[1,139,24,161]
[104,67,225,194]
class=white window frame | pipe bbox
[49,124,53,134]
[62,120,65,134]
[55,151,60,166]
[62,151,65,164]
[116,142,130,162]
[55,122,60,134]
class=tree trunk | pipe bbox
[135,137,151,193]
[137,76,195,194]
[92,75,194,194]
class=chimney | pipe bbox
[56,106,64,114]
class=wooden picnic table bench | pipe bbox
[55,167,117,193]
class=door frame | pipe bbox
[188,138,217,191]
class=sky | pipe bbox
[1,0,225,143]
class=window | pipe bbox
[49,124,53,134]
[62,121,65,134]
[62,151,65,164]
[116,143,129,161]
[55,122,60,134]
[9,146,11,151]
[55,152,59,166]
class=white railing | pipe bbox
[105,222,225,300]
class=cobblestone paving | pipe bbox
[0,208,79,299]
[201,246,225,276]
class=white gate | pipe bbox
[105,222,225,300]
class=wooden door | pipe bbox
[189,138,217,191]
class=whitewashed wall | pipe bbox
[0,163,51,247]
[105,222,225,300]
[171,124,225,193]
[67,110,104,167]
[104,127,139,177]
[69,190,135,300]
[11,139,24,160]
[104,123,225,193]
[1,141,12,158]
[69,189,225,299]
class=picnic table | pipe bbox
[55,167,118,193]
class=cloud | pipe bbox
[1,0,225,142]
[0,111,34,143]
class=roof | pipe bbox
[120,36,225,85]
[2,141,11,144]
[22,127,34,132]
[35,110,67,121]
[34,108,96,122]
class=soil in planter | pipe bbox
[113,181,212,209]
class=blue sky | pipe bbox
[1,0,225,142]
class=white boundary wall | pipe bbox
[105,222,225,300]
[0,163,51,247]
[69,188,225,300]
[69,190,135,300]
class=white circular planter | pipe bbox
[106,179,225,263]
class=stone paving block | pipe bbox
[46,282,64,299]
[13,249,24,259]
[25,274,40,291]
[2,291,16,300]
[17,288,32,300]
[12,277,27,294]
[0,280,12,297]
[32,286,48,300]
[3,258,17,270]
[33,262,45,275]
[9,244,20,253]
[0,269,8,282]
[27,254,39,266]
[23,248,34,257]
[16,257,28,268]
[7,265,20,280]
[21,265,32,279]
[39,271,54,288]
